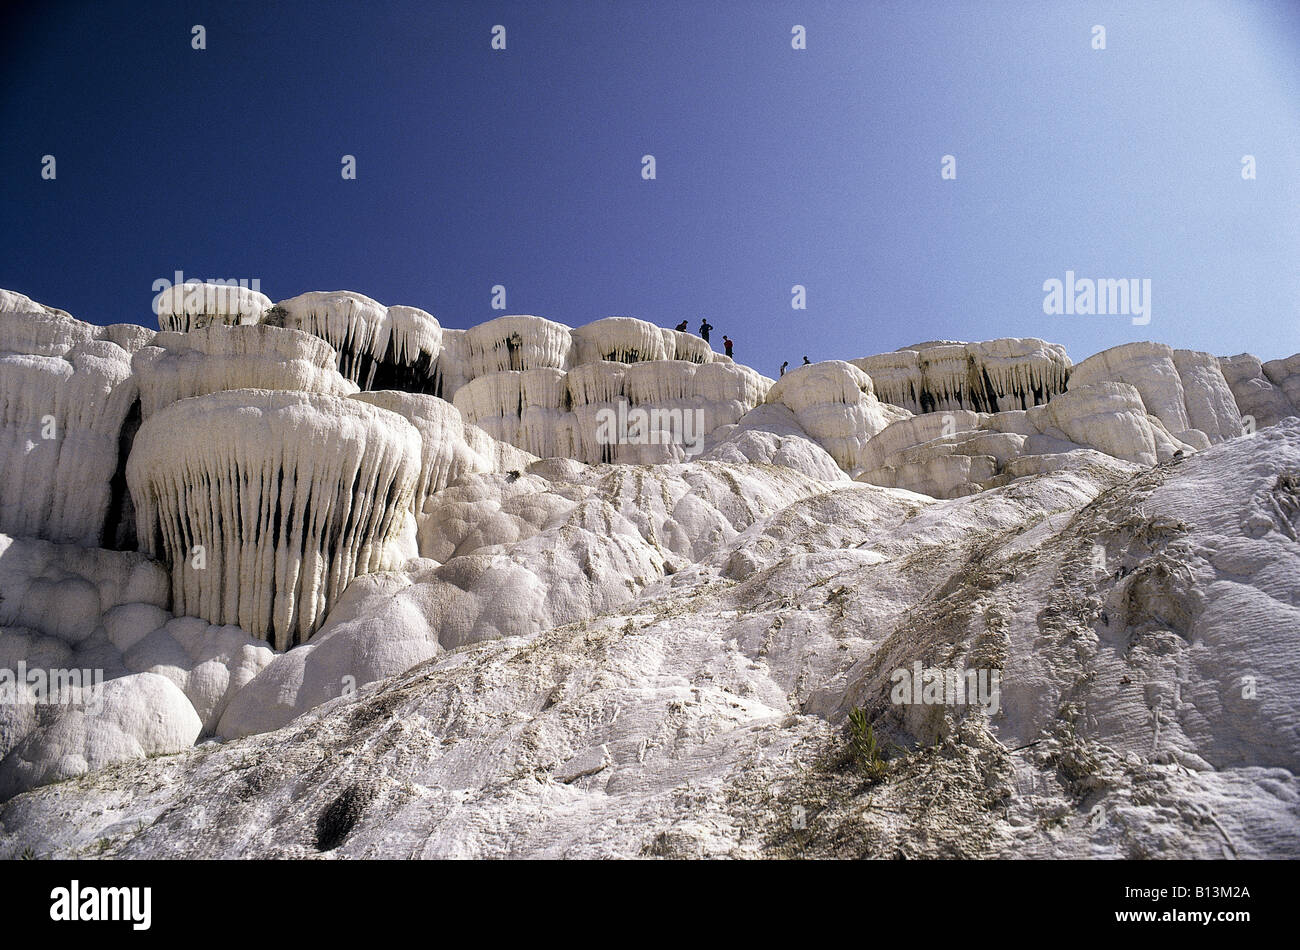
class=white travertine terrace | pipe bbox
[664,327,714,363]
[572,316,670,365]
[126,390,422,651]
[763,360,909,472]
[349,390,536,554]
[0,532,272,796]
[1263,353,1300,409]
[460,314,572,376]
[453,358,770,464]
[272,291,443,393]
[855,381,1198,498]
[132,324,359,419]
[0,309,144,546]
[853,338,1071,414]
[850,340,1263,498]
[5,283,1300,820]
[155,282,272,333]
[0,289,73,319]
[1219,352,1300,429]
[1069,341,1242,446]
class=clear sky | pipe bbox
[2,0,1298,377]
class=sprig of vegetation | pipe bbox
[848,707,888,783]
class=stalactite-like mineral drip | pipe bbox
[126,389,422,650]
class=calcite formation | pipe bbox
[126,390,422,650]
[453,358,769,465]
[1219,352,1300,430]
[349,390,536,553]
[853,382,1186,498]
[0,307,148,547]
[3,280,1300,858]
[132,324,359,419]
[155,282,272,333]
[8,424,1300,858]
[763,360,909,472]
[1068,341,1242,445]
[273,291,443,393]
[853,338,1070,414]
[0,532,268,796]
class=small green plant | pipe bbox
[20,846,35,860]
[97,837,111,854]
[848,707,888,783]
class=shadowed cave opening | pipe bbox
[101,397,141,551]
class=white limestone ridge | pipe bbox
[1,283,1298,860]
[852,338,1071,414]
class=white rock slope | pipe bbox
[0,284,1298,858]
[3,424,1297,857]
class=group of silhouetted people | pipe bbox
[668,319,812,369]
[673,318,733,358]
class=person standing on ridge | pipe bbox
[802,355,810,364]
[675,320,689,332]
[699,319,713,342]
[723,335,733,358]
[780,360,788,376]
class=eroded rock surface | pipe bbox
[0,285,1297,858]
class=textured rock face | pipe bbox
[440,313,767,466]
[459,314,573,376]
[3,284,1300,856]
[127,390,422,650]
[0,308,145,547]
[0,672,202,802]
[133,324,359,419]
[5,425,1300,858]
[272,291,443,393]
[217,452,837,738]
[1264,354,1300,410]
[0,532,273,797]
[853,383,1199,499]
[763,360,909,473]
[848,339,1260,499]
[571,316,672,364]
[1070,341,1242,446]
[453,359,769,465]
[156,288,771,463]
[1220,352,1300,430]
[349,390,537,553]
[155,282,272,333]
[853,338,1070,414]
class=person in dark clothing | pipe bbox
[699,319,713,342]
[780,360,788,376]
[675,320,689,332]
[802,355,810,364]
[723,336,733,357]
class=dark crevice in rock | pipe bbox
[102,397,141,550]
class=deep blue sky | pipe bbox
[2,0,1298,376]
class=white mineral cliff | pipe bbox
[853,338,1071,415]
[0,307,146,547]
[1,283,1299,861]
[133,324,359,419]
[127,390,422,651]
[155,282,272,333]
